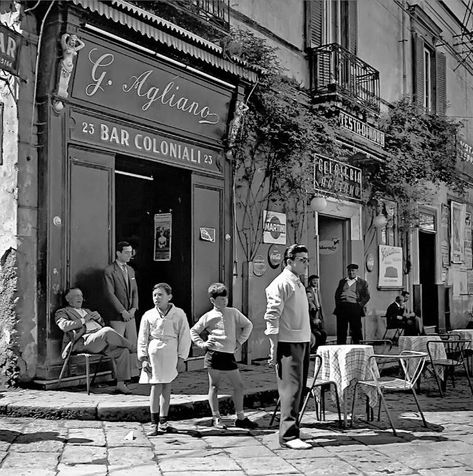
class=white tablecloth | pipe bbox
[317,344,379,421]
[399,335,447,379]
[451,329,473,347]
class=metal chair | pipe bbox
[351,351,428,436]
[426,338,473,397]
[381,316,404,345]
[57,332,111,395]
[270,354,342,427]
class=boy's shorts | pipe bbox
[204,350,238,371]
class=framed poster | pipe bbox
[451,201,465,264]
[378,245,403,288]
[263,210,287,245]
[440,203,450,268]
[465,212,472,269]
[154,212,172,261]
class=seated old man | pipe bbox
[55,287,135,394]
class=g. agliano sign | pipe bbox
[0,25,22,76]
[339,110,385,148]
[313,154,362,201]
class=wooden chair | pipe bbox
[57,332,112,395]
[351,351,428,436]
[270,354,342,427]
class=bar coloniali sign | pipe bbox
[70,110,222,175]
[71,34,233,143]
[313,154,362,201]
[339,110,385,148]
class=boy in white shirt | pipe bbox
[191,283,258,430]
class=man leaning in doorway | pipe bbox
[334,263,370,345]
[103,241,140,377]
[264,244,312,450]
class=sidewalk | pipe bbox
[0,364,278,422]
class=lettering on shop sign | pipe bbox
[72,35,233,142]
[70,111,222,175]
[313,154,362,201]
[0,25,22,76]
[459,139,473,164]
[339,110,385,148]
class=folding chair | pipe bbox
[381,316,404,345]
[270,354,342,427]
[57,332,110,395]
[427,339,473,397]
[351,351,428,436]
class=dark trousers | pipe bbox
[276,342,310,444]
[336,302,363,344]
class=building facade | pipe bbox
[1,0,473,383]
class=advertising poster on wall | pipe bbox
[451,201,465,264]
[154,212,172,261]
[263,210,287,245]
[378,245,403,288]
[441,203,450,268]
[465,212,472,270]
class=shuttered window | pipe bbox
[306,0,324,48]
[412,33,447,114]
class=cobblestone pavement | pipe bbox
[1,374,473,475]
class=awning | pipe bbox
[71,0,258,82]
[336,135,389,164]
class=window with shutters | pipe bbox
[410,5,446,115]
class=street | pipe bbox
[1,378,473,476]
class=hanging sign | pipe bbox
[0,25,22,76]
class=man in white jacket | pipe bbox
[264,244,312,450]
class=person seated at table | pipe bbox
[55,287,136,394]
[306,275,327,351]
[386,291,423,337]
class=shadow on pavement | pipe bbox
[0,429,93,444]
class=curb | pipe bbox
[0,387,279,422]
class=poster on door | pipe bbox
[378,245,403,288]
[154,212,172,261]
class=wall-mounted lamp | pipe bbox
[310,195,327,212]
[373,213,388,228]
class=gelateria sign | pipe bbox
[70,110,222,175]
[71,34,232,143]
[313,154,362,201]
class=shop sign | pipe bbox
[263,211,286,245]
[0,25,22,76]
[339,110,385,148]
[71,34,232,143]
[313,154,362,201]
[70,110,222,175]
[253,255,267,277]
[458,139,473,164]
[319,239,340,255]
[378,245,403,288]
[268,244,283,269]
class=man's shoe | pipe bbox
[116,383,132,395]
[146,424,159,437]
[234,417,258,429]
[158,420,176,433]
[281,438,312,450]
[211,418,227,430]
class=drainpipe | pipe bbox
[401,0,407,95]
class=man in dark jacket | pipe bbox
[103,241,139,377]
[334,264,370,344]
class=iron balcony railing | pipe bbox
[308,43,380,113]
[181,0,230,30]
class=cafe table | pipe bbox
[398,334,447,381]
[450,329,473,371]
[316,344,379,426]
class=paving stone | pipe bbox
[225,443,277,458]
[158,453,241,472]
[68,427,106,446]
[105,427,152,447]
[0,451,59,470]
[110,464,162,475]
[60,445,107,465]
[56,463,107,475]
[108,446,156,466]
[237,455,301,475]
[287,456,363,475]
[161,472,247,476]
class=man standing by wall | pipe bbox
[104,241,139,377]
[264,244,312,450]
[334,264,370,344]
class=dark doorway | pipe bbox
[419,231,437,327]
[115,156,192,323]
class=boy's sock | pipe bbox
[211,413,227,429]
[146,412,160,437]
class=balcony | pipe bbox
[128,1,230,34]
[308,43,380,114]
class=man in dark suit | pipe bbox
[334,263,370,344]
[306,274,327,350]
[103,241,139,377]
[55,287,134,394]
